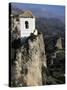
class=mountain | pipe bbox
[11,5,24,15]
[36,17,65,38]
[11,33,47,87]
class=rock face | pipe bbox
[55,37,62,49]
[11,33,47,87]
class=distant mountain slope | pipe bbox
[36,17,65,38]
[11,5,24,15]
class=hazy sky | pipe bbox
[11,3,65,20]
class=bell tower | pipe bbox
[19,11,35,37]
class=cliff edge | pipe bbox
[11,33,47,87]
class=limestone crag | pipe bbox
[55,37,62,49]
[11,33,47,87]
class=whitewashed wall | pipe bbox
[20,18,35,37]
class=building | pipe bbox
[19,11,35,37]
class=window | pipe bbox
[25,21,29,29]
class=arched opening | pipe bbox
[25,21,29,29]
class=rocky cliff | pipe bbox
[55,37,62,49]
[11,33,47,87]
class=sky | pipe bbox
[11,3,65,21]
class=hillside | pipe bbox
[36,17,65,37]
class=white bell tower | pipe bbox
[19,11,35,37]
